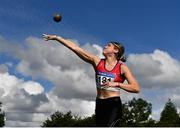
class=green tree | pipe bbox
[41,111,95,127]
[142,118,157,127]
[120,98,153,127]
[75,114,95,127]
[42,98,155,127]
[0,102,5,127]
[42,111,78,127]
[158,99,180,127]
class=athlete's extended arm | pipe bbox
[103,64,140,93]
[42,34,100,67]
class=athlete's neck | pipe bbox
[105,56,117,66]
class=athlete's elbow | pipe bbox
[134,88,140,93]
[133,85,140,93]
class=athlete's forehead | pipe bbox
[105,42,114,46]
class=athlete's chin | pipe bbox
[103,51,113,58]
[103,52,107,58]
[103,49,109,55]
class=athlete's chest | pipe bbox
[96,61,122,83]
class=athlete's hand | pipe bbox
[102,81,119,87]
[42,34,57,41]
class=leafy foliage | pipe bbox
[42,111,77,127]
[42,98,157,127]
[42,98,180,127]
[0,102,5,127]
[41,111,95,127]
[158,99,180,126]
[120,98,153,126]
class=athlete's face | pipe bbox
[103,43,118,56]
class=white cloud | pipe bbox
[0,36,100,126]
[127,50,180,121]
[0,72,45,97]
[15,37,98,100]
[127,49,180,89]
[1,35,180,126]
[22,81,44,95]
[37,93,95,117]
[0,72,22,97]
[0,71,49,126]
[92,44,104,58]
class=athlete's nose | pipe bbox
[104,45,108,49]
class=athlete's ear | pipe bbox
[114,48,119,54]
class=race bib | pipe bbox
[96,71,115,85]
[96,71,120,91]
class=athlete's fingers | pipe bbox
[43,34,57,41]
[42,33,48,38]
[42,34,49,41]
[103,82,119,87]
[42,33,47,37]
[102,82,109,86]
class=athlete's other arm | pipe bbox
[118,64,140,93]
[103,64,140,93]
[42,34,100,67]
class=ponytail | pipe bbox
[119,54,126,62]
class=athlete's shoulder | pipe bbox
[118,60,126,65]
[98,58,105,64]
[101,58,106,61]
[96,58,105,69]
[118,61,127,74]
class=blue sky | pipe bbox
[0,0,179,87]
[0,0,179,57]
[0,0,180,126]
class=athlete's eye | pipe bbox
[107,43,111,47]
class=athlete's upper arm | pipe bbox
[53,36,101,67]
[93,55,101,66]
[121,64,139,86]
[120,64,140,93]
[72,46,101,67]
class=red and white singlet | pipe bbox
[96,59,125,92]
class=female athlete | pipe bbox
[42,34,140,127]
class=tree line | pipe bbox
[0,102,5,127]
[41,98,180,127]
[0,98,180,127]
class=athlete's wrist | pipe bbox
[55,35,63,40]
[117,82,122,88]
[116,82,119,87]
